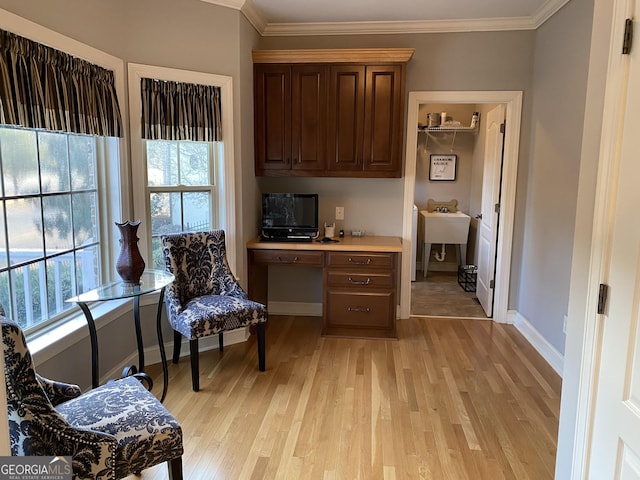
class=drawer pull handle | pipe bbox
[276,256,299,263]
[347,306,371,313]
[348,257,372,265]
[348,277,371,285]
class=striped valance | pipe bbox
[0,29,123,137]
[141,77,221,142]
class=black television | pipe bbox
[261,193,319,241]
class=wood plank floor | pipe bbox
[128,315,561,480]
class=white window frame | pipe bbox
[127,64,237,272]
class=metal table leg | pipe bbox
[77,302,99,389]
[156,287,169,402]
[133,296,145,372]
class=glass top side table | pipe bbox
[67,269,174,402]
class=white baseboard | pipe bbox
[508,309,564,377]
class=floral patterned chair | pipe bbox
[2,317,184,480]
[161,230,267,391]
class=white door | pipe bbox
[476,104,505,317]
[588,5,640,477]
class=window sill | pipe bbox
[28,291,162,366]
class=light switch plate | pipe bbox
[335,206,344,220]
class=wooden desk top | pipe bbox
[247,235,402,253]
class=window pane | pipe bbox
[6,198,44,266]
[75,245,100,294]
[183,192,211,231]
[0,202,7,269]
[69,135,97,191]
[179,142,209,186]
[0,128,39,196]
[39,131,70,193]
[43,194,73,255]
[73,192,98,247]
[147,141,178,186]
[47,255,74,318]
[150,192,182,236]
[11,263,45,330]
[0,271,10,317]
[151,236,164,270]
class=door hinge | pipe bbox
[597,283,609,314]
[494,203,500,214]
[500,123,505,134]
[623,18,633,54]
[489,279,495,289]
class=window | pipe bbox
[145,139,220,268]
[0,126,117,332]
[0,15,127,336]
[128,64,237,272]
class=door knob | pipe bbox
[475,214,483,219]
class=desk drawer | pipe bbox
[326,271,395,289]
[326,252,395,269]
[325,291,394,329]
[251,249,324,266]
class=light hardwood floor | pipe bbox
[130,315,561,480]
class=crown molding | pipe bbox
[261,17,536,36]
[241,0,266,34]
[200,0,570,36]
[252,48,415,64]
[199,0,244,10]
[532,0,572,28]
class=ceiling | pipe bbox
[202,0,571,36]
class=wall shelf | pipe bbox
[417,123,479,152]
[417,125,478,133]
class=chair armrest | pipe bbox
[219,267,248,299]
[9,405,117,479]
[36,373,81,406]
[164,282,184,319]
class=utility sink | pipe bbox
[420,211,471,244]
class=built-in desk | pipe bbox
[247,236,402,338]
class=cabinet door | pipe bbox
[327,65,365,173]
[254,64,291,173]
[291,65,328,171]
[363,65,403,176]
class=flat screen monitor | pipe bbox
[261,193,319,240]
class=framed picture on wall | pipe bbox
[429,154,457,181]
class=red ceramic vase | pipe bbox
[115,220,145,285]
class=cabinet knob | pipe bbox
[348,277,371,285]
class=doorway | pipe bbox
[399,91,523,323]
[411,102,502,318]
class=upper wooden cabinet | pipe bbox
[254,64,328,174]
[253,49,414,178]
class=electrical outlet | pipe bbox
[335,206,344,220]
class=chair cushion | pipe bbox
[170,294,267,340]
[56,376,183,478]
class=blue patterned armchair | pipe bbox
[2,317,184,480]
[161,230,267,391]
